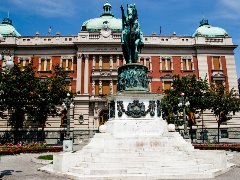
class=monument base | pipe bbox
[41,131,233,179]
[40,92,233,179]
[63,139,73,152]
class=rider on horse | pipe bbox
[121,4,144,64]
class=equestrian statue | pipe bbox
[121,4,144,64]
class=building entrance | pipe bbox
[99,110,109,126]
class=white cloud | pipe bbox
[8,0,77,17]
[218,0,240,20]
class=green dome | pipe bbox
[193,19,228,38]
[0,18,21,36]
[81,2,122,32]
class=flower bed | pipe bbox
[193,143,240,151]
[0,142,63,155]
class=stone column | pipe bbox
[66,59,69,70]
[92,55,96,70]
[76,54,82,93]
[44,58,47,71]
[110,80,113,94]
[99,55,103,69]
[84,55,89,94]
[50,58,52,71]
[138,57,141,63]
[165,59,167,70]
[92,80,95,96]
[99,80,103,94]
[144,57,147,66]
[110,55,113,69]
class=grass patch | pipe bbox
[37,154,53,160]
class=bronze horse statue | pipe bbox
[121,4,144,64]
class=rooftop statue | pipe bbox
[121,4,144,64]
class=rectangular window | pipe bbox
[188,59,193,70]
[164,81,171,90]
[167,59,171,70]
[62,59,66,70]
[182,57,193,71]
[213,57,220,70]
[95,81,99,96]
[182,59,187,70]
[19,57,30,71]
[41,59,45,71]
[162,59,166,70]
[221,129,228,138]
[102,81,109,95]
[161,57,172,71]
[61,58,73,71]
[20,60,24,70]
[46,59,51,71]
[68,60,72,71]
[102,56,110,69]
[39,57,51,71]
[95,56,99,69]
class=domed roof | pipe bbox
[193,19,228,38]
[81,2,122,32]
[0,18,21,37]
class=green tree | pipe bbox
[29,65,69,141]
[0,64,37,143]
[0,63,70,143]
[162,75,211,141]
[209,83,240,143]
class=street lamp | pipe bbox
[62,92,74,152]
[0,50,15,69]
[178,92,190,138]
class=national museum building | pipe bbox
[0,2,239,143]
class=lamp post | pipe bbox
[178,92,190,138]
[0,50,14,70]
[62,93,74,151]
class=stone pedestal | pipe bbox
[63,139,73,152]
[40,91,234,179]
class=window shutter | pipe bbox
[162,59,166,70]
[164,81,171,90]
[188,59,192,70]
[102,81,109,95]
[213,57,220,70]
[41,59,45,71]
[46,59,51,71]
[68,59,73,71]
[167,59,171,70]
[62,59,66,70]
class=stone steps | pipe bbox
[76,160,209,169]
[81,151,190,158]
[70,163,213,175]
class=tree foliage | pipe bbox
[162,75,210,126]
[0,63,69,143]
[161,75,240,142]
[209,83,240,143]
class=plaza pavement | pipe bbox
[1,148,240,180]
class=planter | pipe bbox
[193,144,240,152]
[0,146,63,155]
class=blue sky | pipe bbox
[0,0,240,78]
